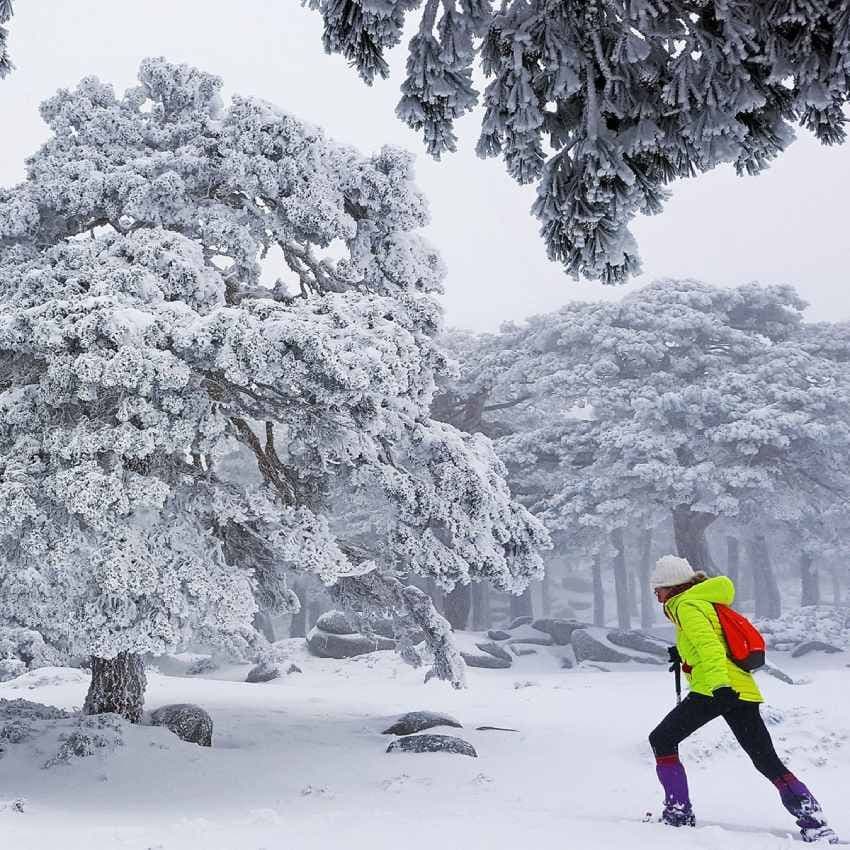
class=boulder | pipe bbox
[307,627,395,659]
[386,734,477,757]
[606,630,669,658]
[461,652,511,669]
[149,703,213,747]
[571,630,633,664]
[476,642,513,663]
[246,663,280,683]
[507,636,553,647]
[790,640,843,658]
[508,616,534,630]
[531,618,589,646]
[560,655,574,669]
[314,610,357,636]
[510,645,538,657]
[487,630,512,642]
[382,711,462,736]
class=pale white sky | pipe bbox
[2,1,849,329]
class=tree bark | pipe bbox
[509,587,534,620]
[541,569,553,617]
[471,581,492,630]
[672,505,718,573]
[443,583,472,631]
[832,570,843,606]
[800,553,820,607]
[83,652,146,723]
[592,556,605,627]
[628,572,639,618]
[726,537,740,586]
[253,610,276,643]
[748,535,781,620]
[307,599,322,631]
[290,581,307,637]
[610,528,631,631]
[637,529,655,629]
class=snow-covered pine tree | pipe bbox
[0,58,548,719]
[0,0,13,79]
[451,281,850,577]
[308,0,850,283]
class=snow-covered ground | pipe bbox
[1,640,848,850]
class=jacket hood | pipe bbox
[666,575,735,613]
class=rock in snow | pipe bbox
[570,630,633,664]
[382,711,463,736]
[507,616,534,630]
[460,652,512,669]
[790,640,843,658]
[306,627,396,659]
[531,618,588,646]
[149,703,213,747]
[606,630,669,657]
[487,630,512,642]
[314,610,358,636]
[386,734,477,757]
[246,664,281,683]
[476,642,513,663]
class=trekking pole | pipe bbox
[673,659,682,706]
[667,646,682,706]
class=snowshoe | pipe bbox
[800,825,840,845]
[656,804,696,828]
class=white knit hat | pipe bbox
[650,555,696,590]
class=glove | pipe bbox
[712,686,740,713]
[667,646,681,672]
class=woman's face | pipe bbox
[654,586,674,604]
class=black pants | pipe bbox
[649,693,788,782]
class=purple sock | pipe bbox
[774,773,827,829]
[656,755,691,811]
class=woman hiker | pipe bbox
[648,555,839,844]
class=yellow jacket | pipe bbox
[665,576,763,703]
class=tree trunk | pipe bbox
[541,569,553,617]
[444,583,472,631]
[425,577,444,613]
[509,587,534,620]
[628,572,639,618]
[83,652,146,723]
[832,570,842,606]
[290,581,307,637]
[610,528,631,631]
[748,535,781,620]
[800,553,820,607]
[471,581,492,630]
[253,610,276,643]
[672,505,717,573]
[726,537,740,586]
[592,556,605,627]
[637,529,655,629]
[307,599,322,630]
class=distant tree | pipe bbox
[0,59,548,719]
[308,0,850,282]
[460,281,850,580]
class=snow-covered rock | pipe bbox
[756,607,850,652]
[386,734,477,757]
[791,640,843,658]
[571,630,634,664]
[382,711,462,736]
[530,618,588,646]
[245,663,281,683]
[606,630,668,658]
[306,627,395,659]
[476,642,513,662]
[149,704,213,747]
[460,652,512,669]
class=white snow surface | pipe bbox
[0,638,848,850]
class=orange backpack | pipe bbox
[715,604,766,671]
